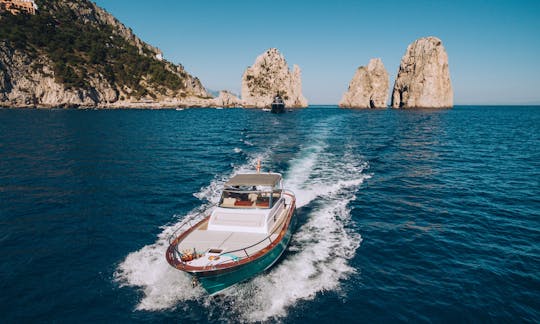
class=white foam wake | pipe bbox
[214,126,370,321]
[114,116,371,320]
[114,153,270,310]
[216,195,365,322]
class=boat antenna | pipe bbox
[256,159,261,174]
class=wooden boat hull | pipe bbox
[196,211,296,294]
[166,195,296,295]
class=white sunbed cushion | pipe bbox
[212,212,264,227]
[177,230,233,252]
[208,211,266,233]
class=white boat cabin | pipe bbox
[172,172,294,267]
[208,173,286,234]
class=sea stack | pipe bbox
[391,36,453,108]
[339,58,389,108]
[210,91,242,108]
[241,48,308,108]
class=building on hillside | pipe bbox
[0,0,38,15]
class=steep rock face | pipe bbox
[210,91,242,108]
[0,41,117,107]
[339,58,389,108]
[45,0,160,57]
[241,48,308,108]
[44,0,208,99]
[391,36,453,108]
[0,0,209,108]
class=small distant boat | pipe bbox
[270,94,285,113]
[216,107,224,110]
[166,171,296,295]
[175,108,184,111]
[262,108,271,112]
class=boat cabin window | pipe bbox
[219,186,281,209]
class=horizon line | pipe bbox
[306,104,540,107]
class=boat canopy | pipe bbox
[225,173,281,187]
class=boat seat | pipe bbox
[222,198,236,207]
[234,200,254,207]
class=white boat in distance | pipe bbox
[166,172,297,294]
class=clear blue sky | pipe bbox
[93,0,540,105]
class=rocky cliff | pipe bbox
[391,37,453,108]
[0,41,120,107]
[241,48,308,108]
[339,58,389,108]
[0,0,210,108]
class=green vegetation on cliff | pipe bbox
[0,0,187,97]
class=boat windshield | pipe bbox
[219,186,282,209]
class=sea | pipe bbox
[0,106,538,323]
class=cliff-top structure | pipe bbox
[241,48,308,108]
[0,0,37,15]
[339,58,389,108]
[391,36,453,108]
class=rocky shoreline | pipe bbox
[0,0,453,109]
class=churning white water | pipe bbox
[114,117,370,321]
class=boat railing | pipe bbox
[208,190,296,267]
[168,205,215,245]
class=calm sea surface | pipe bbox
[0,106,539,322]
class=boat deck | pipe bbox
[174,207,288,266]
[176,229,278,257]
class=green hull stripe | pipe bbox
[197,214,296,294]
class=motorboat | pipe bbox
[166,172,296,294]
[270,94,285,113]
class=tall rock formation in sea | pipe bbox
[339,58,389,108]
[209,91,243,108]
[391,36,453,108]
[0,0,210,108]
[241,48,308,108]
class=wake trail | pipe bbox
[216,118,370,321]
[114,137,283,310]
[114,115,371,321]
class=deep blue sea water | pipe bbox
[0,106,539,322]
